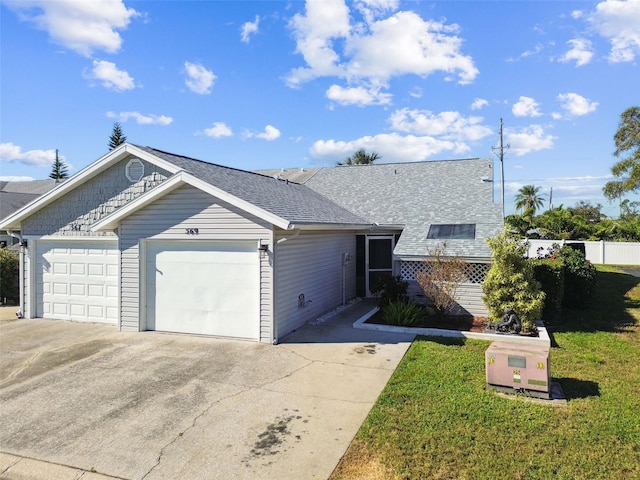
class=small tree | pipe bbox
[49,149,69,180]
[415,243,468,316]
[109,122,127,150]
[482,230,545,331]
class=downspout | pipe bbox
[276,228,300,244]
[7,231,24,318]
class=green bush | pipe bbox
[531,258,564,322]
[382,300,424,326]
[370,273,408,307]
[0,248,19,305]
[554,245,598,309]
[482,230,545,332]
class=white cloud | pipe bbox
[4,0,138,57]
[505,125,556,156]
[556,93,598,117]
[389,108,493,142]
[107,111,172,125]
[0,176,35,182]
[512,96,542,118]
[184,62,216,94]
[0,142,56,168]
[471,98,488,110]
[204,122,233,138]
[326,84,392,106]
[309,132,459,162]
[245,125,281,141]
[241,15,260,43]
[559,38,594,66]
[346,11,478,83]
[86,60,135,91]
[354,0,399,23]
[287,0,478,105]
[507,43,544,62]
[589,0,640,62]
[409,87,423,98]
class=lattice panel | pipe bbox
[400,261,489,284]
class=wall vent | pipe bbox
[126,158,144,182]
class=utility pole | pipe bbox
[492,118,510,219]
[549,187,553,210]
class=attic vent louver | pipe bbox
[126,158,144,183]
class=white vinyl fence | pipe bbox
[526,240,640,266]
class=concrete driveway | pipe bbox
[0,301,414,480]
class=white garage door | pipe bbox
[145,241,259,339]
[35,240,118,323]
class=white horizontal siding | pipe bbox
[407,280,488,317]
[119,186,273,341]
[274,230,357,340]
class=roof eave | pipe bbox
[288,222,373,231]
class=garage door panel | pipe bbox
[36,241,118,323]
[146,241,259,339]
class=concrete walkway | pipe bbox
[0,300,414,480]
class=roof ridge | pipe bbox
[139,145,300,184]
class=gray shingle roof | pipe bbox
[0,180,59,221]
[138,146,368,226]
[302,159,504,259]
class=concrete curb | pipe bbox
[353,307,551,347]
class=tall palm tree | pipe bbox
[338,148,380,165]
[515,185,545,216]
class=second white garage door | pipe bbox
[145,241,260,339]
[35,240,118,323]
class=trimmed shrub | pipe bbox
[531,258,565,322]
[554,245,597,309]
[382,300,424,326]
[0,248,19,305]
[482,230,545,332]
[371,273,408,307]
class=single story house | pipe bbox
[0,143,503,342]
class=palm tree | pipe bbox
[338,149,380,165]
[515,185,545,216]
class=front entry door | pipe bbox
[367,236,394,296]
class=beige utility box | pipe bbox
[485,342,550,399]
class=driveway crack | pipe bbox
[140,386,251,480]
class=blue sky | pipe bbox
[1,0,639,216]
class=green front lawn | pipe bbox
[331,266,640,480]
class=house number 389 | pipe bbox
[185,228,199,235]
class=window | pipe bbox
[125,158,144,182]
[427,224,476,240]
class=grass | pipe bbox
[331,266,640,480]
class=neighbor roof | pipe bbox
[0,180,59,222]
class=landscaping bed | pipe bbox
[365,308,489,333]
